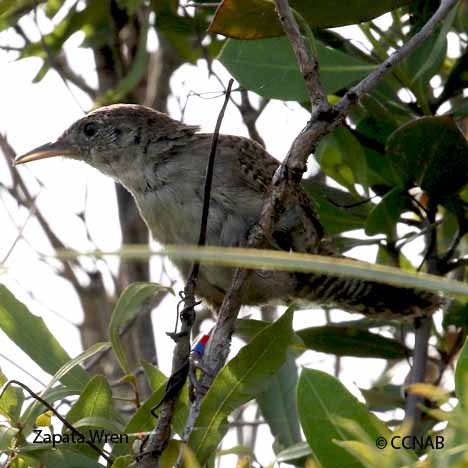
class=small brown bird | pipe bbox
[15,104,440,317]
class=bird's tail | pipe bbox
[294,273,442,318]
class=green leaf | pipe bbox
[56,245,468,298]
[0,425,19,450]
[209,0,413,39]
[0,285,89,389]
[0,0,36,30]
[142,360,167,391]
[450,98,468,118]
[235,318,304,349]
[234,318,270,341]
[21,386,78,430]
[72,416,122,435]
[180,444,202,468]
[188,307,295,464]
[44,0,64,18]
[109,282,171,375]
[18,444,106,468]
[276,441,311,463]
[21,2,107,59]
[0,369,24,422]
[365,187,408,237]
[160,439,181,468]
[354,99,401,146]
[296,326,408,359]
[302,180,370,235]
[218,37,375,102]
[64,375,113,459]
[257,350,302,451]
[297,368,388,468]
[154,7,214,63]
[386,116,468,197]
[66,376,112,427]
[112,455,134,468]
[40,342,106,391]
[20,343,109,434]
[361,148,396,189]
[443,300,468,329]
[315,126,368,194]
[111,379,189,459]
[116,0,143,14]
[158,246,468,298]
[360,384,405,412]
[217,445,256,458]
[455,336,468,406]
[437,208,460,253]
[398,6,456,87]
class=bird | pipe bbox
[14,103,441,318]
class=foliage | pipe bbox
[0,0,467,467]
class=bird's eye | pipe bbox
[83,122,98,138]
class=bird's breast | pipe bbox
[134,183,203,246]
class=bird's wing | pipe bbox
[216,135,325,252]
[233,137,279,193]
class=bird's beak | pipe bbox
[14,140,79,166]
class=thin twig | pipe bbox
[235,89,268,146]
[442,257,468,274]
[192,78,235,280]
[0,44,23,52]
[0,352,47,387]
[1,194,38,264]
[0,380,113,463]
[31,1,89,111]
[0,135,82,288]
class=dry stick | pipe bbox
[0,135,81,288]
[1,194,38,264]
[179,0,460,451]
[27,0,96,100]
[137,80,234,468]
[0,353,47,388]
[0,380,113,464]
[274,0,329,111]
[191,78,235,281]
[236,89,268,146]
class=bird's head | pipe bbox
[14,104,197,179]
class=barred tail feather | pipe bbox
[295,273,443,318]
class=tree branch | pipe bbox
[274,0,329,110]
[234,89,268,146]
